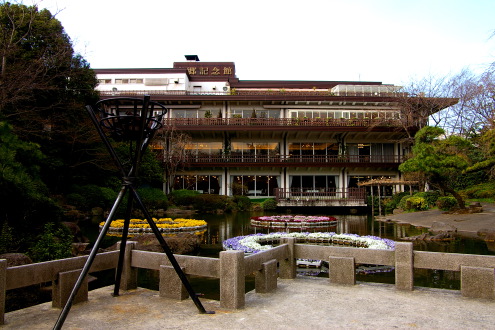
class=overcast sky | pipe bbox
[38,0,494,85]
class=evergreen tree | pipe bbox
[399,126,474,208]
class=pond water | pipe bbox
[86,209,495,296]
[191,210,494,256]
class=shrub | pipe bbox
[414,191,440,207]
[168,189,200,206]
[67,184,117,210]
[28,223,73,262]
[261,198,277,210]
[406,197,428,211]
[233,195,252,211]
[0,221,14,254]
[192,194,230,212]
[386,192,410,213]
[399,196,428,211]
[367,196,387,215]
[461,182,495,200]
[398,195,410,210]
[137,187,168,210]
[436,196,458,211]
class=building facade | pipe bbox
[94,56,455,207]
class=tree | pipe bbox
[0,2,100,191]
[0,122,61,232]
[399,126,474,209]
[394,75,458,145]
[466,128,495,179]
[0,2,105,249]
[158,126,192,193]
[1,2,73,115]
[428,63,495,138]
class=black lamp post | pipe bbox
[53,95,213,329]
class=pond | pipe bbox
[85,209,495,296]
[192,210,494,256]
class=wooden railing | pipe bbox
[275,188,366,206]
[179,155,403,167]
[163,117,402,128]
[99,90,408,98]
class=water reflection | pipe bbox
[92,211,494,256]
[91,211,493,293]
[195,211,495,256]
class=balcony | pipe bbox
[163,117,403,131]
[275,188,366,207]
[179,155,403,168]
[99,89,407,98]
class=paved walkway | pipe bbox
[4,277,495,329]
[378,202,495,239]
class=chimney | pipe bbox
[185,55,200,62]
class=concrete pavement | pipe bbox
[378,202,495,239]
[4,277,495,329]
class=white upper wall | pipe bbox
[96,72,231,93]
[96,72,190,92]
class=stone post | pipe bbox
[160,265,189,300]
[117,241,138,291]
[329,256,355,285]
[279,237,296,279]
[219,250,245,309]
[395,242,414,291]
[52,269,88,308]
[461,266,495,299]
[255,259,278,293]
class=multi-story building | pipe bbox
[95,55,456,207]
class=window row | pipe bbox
[170,109,399,119]
[172,175,395,197]
[288,110,400,120]
[182,142,395,157]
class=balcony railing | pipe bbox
[275,188,366,206]
[163,117,402,128]
[178,155,403,167]
[99,90,408,98]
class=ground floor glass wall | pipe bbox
[289,175,338,191]
[231,175,279,196]
[173,175,221,194]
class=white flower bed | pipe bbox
[223,232,395,254]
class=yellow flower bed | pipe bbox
[101,218,207,230]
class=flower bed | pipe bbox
[250,215,337,229]
[223,232,395,254]
[101,218,207,235]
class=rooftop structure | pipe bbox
[94,56,456,207]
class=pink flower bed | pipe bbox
[251,215,336,222]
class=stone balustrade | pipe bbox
[1,240,494,324]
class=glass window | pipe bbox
[232,142,279,156]
[185,142,222,156]
[173,110,187,118]
[290,175,338,191]
[173,175,221,194]
[230,175,279,196]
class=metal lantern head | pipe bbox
[93,96,167,141]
